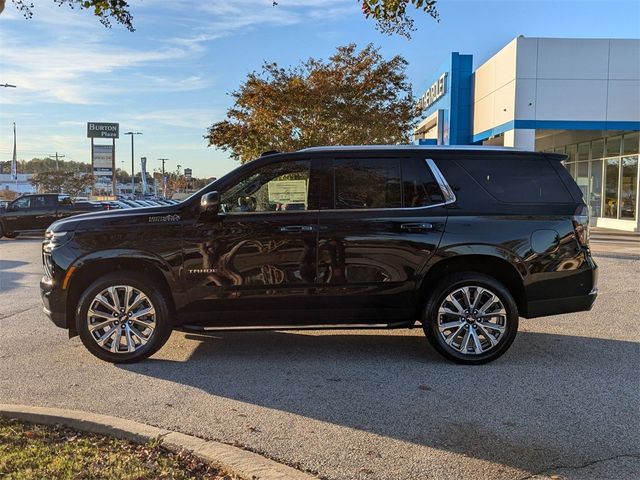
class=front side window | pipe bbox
[220,160,312,213]
[333,158,401,209]
[12,197,30,209]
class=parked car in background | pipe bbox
[40,146,597,364]
[0,194,102,238]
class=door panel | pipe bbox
[316,156,447,323]
[179,158,322,326]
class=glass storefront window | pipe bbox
[606,136,622,157]
[604,158,620,218]
[578,142,590,161]
[565,162,576,177]
[623,132,639,156]
[590,160,603,217]
[592,139,604,159]
[576,161,589,200]
[566,144,577,162]
[620,156,638,219]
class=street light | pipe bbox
[1,84,16,88]
[123,131,142,198]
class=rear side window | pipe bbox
[402,159,445,207]
[334,158,401,209]
[458,156,573,203]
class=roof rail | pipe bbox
[261,150,280,157]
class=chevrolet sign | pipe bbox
[87,122,119,139]
[416,73,447,113]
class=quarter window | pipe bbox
[458,156,573,203]
[220,160,312,213]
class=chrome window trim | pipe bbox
[223,157,457,215]
[426,158,457,206]
[322,157,457,212]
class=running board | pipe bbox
[178,321,416,333]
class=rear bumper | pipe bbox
[525,287,597,318]
[524,254,598,318]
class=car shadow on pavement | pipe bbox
[0,260,30,293]
[121,329,639,474]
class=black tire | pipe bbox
[4,231,17,239]
[0,222,4,238]
[423,272,519,365]
[76,271,172,363]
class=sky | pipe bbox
[1,0,639,179]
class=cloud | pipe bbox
[169,0,354,50]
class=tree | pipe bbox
[30,171,67,193]
[6,1,439,37]
[64,173,95,199]
[29,171,94,198]
[207,44,416,163]
[361,0,439,38]
[9,0,134,31]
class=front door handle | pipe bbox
[400,222,434,232]
[279,225,315,233]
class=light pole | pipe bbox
[1,84,16,88]
[124,131,142,198]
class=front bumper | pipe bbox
[40,275,68,329]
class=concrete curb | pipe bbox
[0,404,317,480]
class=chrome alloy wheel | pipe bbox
[437,286,507,355]
[87,285,156,354]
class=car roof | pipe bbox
[271,145,567,162]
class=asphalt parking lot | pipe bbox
[0,236,638,480]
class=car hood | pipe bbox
[48,205,183,233]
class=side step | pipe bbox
[177,321,417,333]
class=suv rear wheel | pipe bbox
[423,272,518,364]
[76,272,172,363]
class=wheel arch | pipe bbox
[419,252,527,315]
[65,251,176,336]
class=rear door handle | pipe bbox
[279,225,315,233]
[400,222,434,232]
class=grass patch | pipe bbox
[0,416,236,479]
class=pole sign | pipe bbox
[93,144,114,192]
[140,157,148,195]
[87,122,119,139]
[416,72,448,113]
[184,168,192,180]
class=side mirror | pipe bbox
[200,191,220,215]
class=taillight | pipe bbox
[573,205,589,246]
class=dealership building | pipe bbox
[414,37,640,231]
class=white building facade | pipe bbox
[415,37,640,231]
[0,174,36,195]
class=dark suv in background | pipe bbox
[40,146,597,364]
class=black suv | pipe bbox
[40,146,597,364]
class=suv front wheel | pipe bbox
[76,272,172,363]
[423,272,519,364]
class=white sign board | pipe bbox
[93,144,113,189]
[268,180,307,204]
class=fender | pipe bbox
[62,248,178,309]
[418,243,529,283]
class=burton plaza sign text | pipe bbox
[87,122,120,139]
